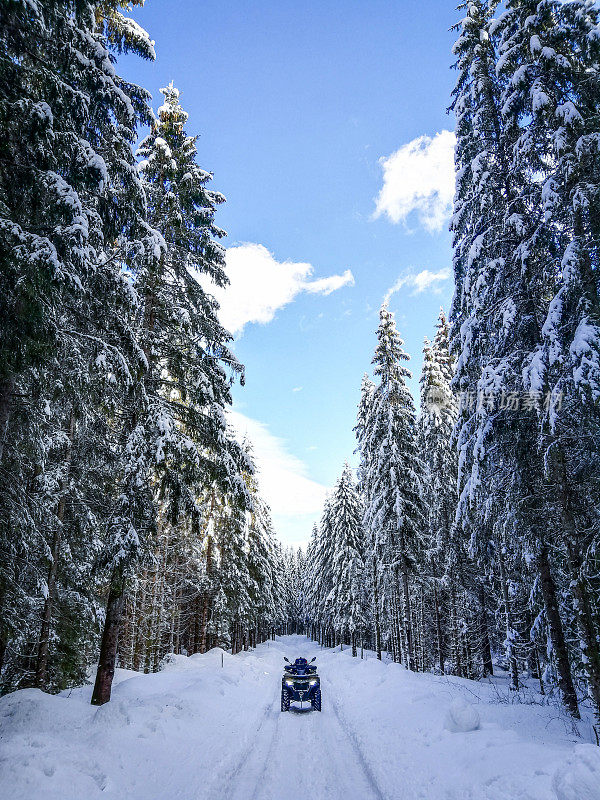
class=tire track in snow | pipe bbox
[202,685,279,800]
[226,684,283,800]
[203,637,389,800]
[223,638,387,800]
[319,672,389,800]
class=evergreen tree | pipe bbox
[91,84,251,704]
[329,464,369,656]
[419,311,463,675]
[364,305,425,669]
[499,0,600,720]
[354,374,383,658]
[0,0,158,694]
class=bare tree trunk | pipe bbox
[536,543,579,718]
[371,552,382,660]
[566,542,600,719]
[152,561,166,671]
[392,586,403,664]
[144,565,159,673]
[497,544,519,690]
[401,569,415,671]
[478,580,493,677]
[554,454,600,720]
[91,567,126,706]
[434,582,445,674]
[192,594,202,654]
[132,572,147,671]
[418,587,425,672]
[449,581,463,677]
[199,534,214,653]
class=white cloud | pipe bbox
[374,130,456,232]
[229,410,329,546]
[203,243,354,336]
[384,268,451,303]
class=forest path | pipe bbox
[222,635,386,800]
[1,634,585,800]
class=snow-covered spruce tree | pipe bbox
[450,0,580,711]
[354,374,383,659]
[0,0,160,693]
[117,445,286,669]
[493,0,600,712]
[328,464,369,656]
[303,525,319,641]
[280,547,304,634]
[91,84,251,705]
[206,587,230,649]
[449,2,519,685]
[364,305,425,669]
[246,460,282,646]
[0,0,147,453]
[308,499,336,647]
[496,0,600,720]
[418,311,471,675]
[214,501,251,655]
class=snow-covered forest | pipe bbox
[0,0,297,705]
[301,0,600,729]
[2,0,600,789]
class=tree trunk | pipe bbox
[497,544,519,690]
[199,534,214,653]
[554,452,600,720]
[132,572,147,671]
[144,565,159,672]
[536,543,579,718]
[35,410,75,689]
[449,581,463,677]
[371,552,382,660]
[0,374,15,464]
[91,567,126,705]
[35,524,62,688]
[418,587,425,672]
[434,582,445,675]
[401,569,415,671]
[478,580,493,677]
[566,542,600,719]
[392,586,403,664]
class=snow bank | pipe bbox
[0,642,285,800]
[0,636,595,800]
[443,696,480,732]
[310,640,591,800]
[552,744,600,800]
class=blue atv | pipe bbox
[281,656,321,712]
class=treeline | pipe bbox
[303,0,600,724]
[0,1,284,703]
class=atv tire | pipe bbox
[281,687,290,712]
[311,689,321,712]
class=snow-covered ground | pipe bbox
[1,635,600,800]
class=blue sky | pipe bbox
[122,0,458,547]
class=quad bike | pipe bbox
[281,656,321,712]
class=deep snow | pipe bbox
[1,635,600,800]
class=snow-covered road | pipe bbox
[224,638,384,800]
[2,635,600,800]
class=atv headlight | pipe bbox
[285,679,294,686]
[309,679,317,685]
